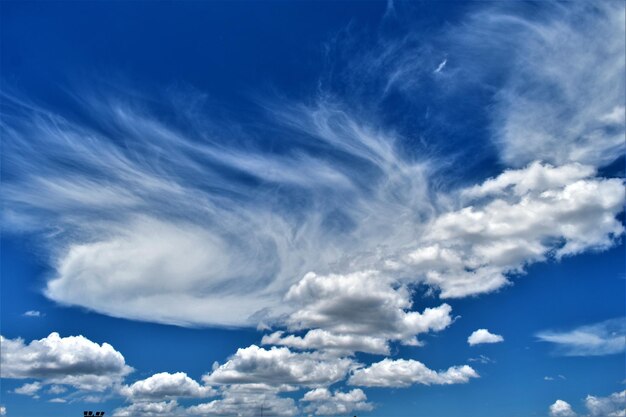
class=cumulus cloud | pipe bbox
[13,382,42,396]
[398,162,625,298]
[0,405,5,415]
[187,385,298,417]
[120,372,215,401]
[348,358,478,387]
[0,332,132,390]
[536,317,626,356]
[468,329,504,346]
[272,270,453,353]
[585,390,626,417]
[548,390,626,417]
[301,388,373,415]
[549,400,577,417]
[202,345,354,387]
[113,400,182,417]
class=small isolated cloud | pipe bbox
[49,398,66,403]
[536,317,626,356]
[468,354,493,364]
[348,358,478,388]
[22,310,42,318]
[301,388,373,415]
[13,381,41,396]
[468,329,504,346]
[0,405,6,415]
[549,399,577,417]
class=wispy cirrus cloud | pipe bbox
[536,318,626,357]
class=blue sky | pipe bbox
[1,1,625,416]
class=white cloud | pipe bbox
[187,385,298,417]
[47,385,67,394]
[468,329,504,346]
[536,317,626,356]
[14,382,42,396]
[348,358,478,387]
[113,400,182,417]
[262,330,389,355]
[120,372,215,401]
[399,162,624,298]
[283,270,453,349]
[22,310,42,317]
[0,332,132,391]
[585,390,626,417]
[549,400,577,417]
[202,345,354,387]
[0,405,5,415]
[447,2,626,168]
[301,388,373,415]
[49,398,67,403]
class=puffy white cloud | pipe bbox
[400,162,624,298]
[536,317,625,356]
[47,385,67,394]
[262,330,389,355]
[283,270,453,348]
[0,405,5,415]
[0,332,132,391]
[49,398,67,403]
[549,400,577,417]
[585,390,626,417]
[301,388,373,415]
[348,358,478,387]
[120,372,215,401]
[467,329,504,346]
[113,400,182,417]
[187,385,297,417]
[202,345,354,387]
[14,382,42,396]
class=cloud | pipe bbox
[187,385,298,417]
[348,358,478,387]
[113,400,182,417]
[47,385,67,394]
[273,270,453,353]
[202,345,355,387]
[468,329,504,346]
[49,398,67,403]
[585,390,626,417]
[397,162,624,298]
[536,317,626,356]
[0,332,132,390]
[301,388,373,415]
[120,372,215,401]
[22,310,42,318]
[0,0,623,347]
[446,1,625,168]
[0,406,5,415]
[13,382,42,396]
[549,400,577,417]
[548,390,626,417]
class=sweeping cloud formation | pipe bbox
[1,0,624,416]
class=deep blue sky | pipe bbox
[1,1,624,417]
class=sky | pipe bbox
[0,1,625,417]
